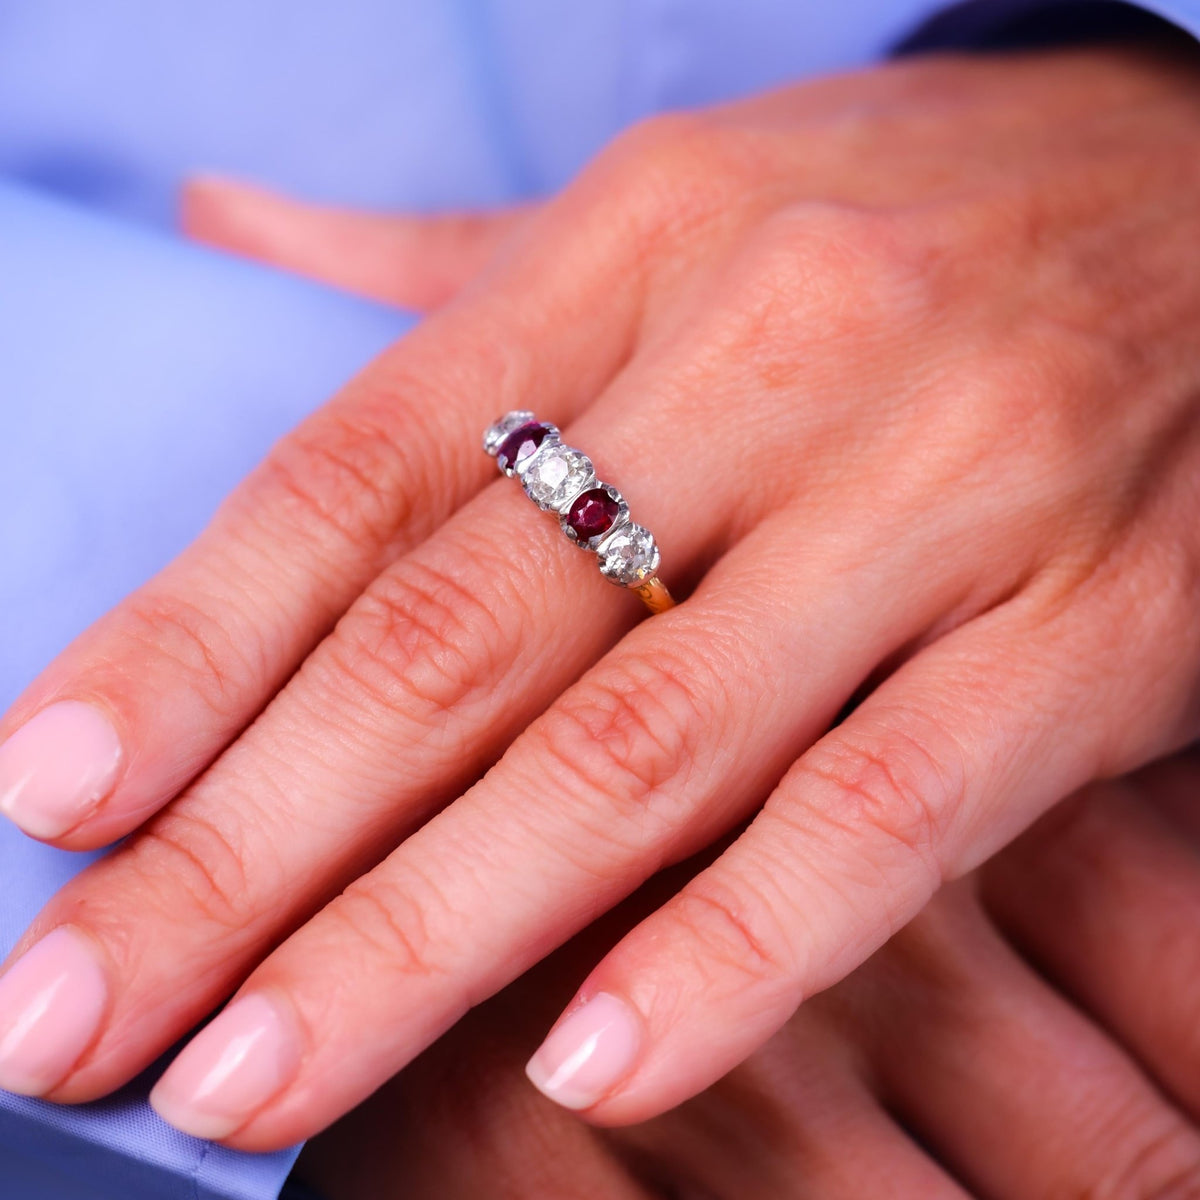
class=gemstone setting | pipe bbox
[597,523,659,586]
[482,410,537,456]
[522,444,595,511]
[563,485,627,550]
[496,422,552,475]
[483,410,669,606]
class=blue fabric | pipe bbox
[0,182,409,1197]
[0,0,940,227]
[0,2,1197,1198]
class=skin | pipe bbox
[1,43,1199,1150]
[294,757,1200,1199]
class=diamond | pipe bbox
[597,523,659,585]
[522,445,595,510]
[483,410,537,456]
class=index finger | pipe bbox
[0,177,646,849]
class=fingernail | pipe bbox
[525,992,641,1110]
[0,927,109,1095]
[0,701,123,839]
[150,993,300,1141]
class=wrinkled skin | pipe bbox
[0,41,1199,1150]
[297,755,1200,1199]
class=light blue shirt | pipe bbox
[1,2,1196,1197]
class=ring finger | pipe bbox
[0,195,1012,1125]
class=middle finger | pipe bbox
[0,286,853,1109]
[142,475,983,1149]
[1,207,1019,1132]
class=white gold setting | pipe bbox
[596,523,660,586]
[521,443,596,512]
[561,483,630,551]
[482,410,536,456]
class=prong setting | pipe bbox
[483,411,672,608]
[596,523,660,586]
[482,410,537,456]
[562,483,629,550]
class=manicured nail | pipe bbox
[150,993,300,1141]
[0,701,123,839]
[0,927,109,1096]
[525,992,641,1110]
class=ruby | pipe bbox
[496,423,548,472]
[567,488,619,541]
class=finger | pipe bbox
[295,845,727,1200]
[302,1025,654,1200]
[130,491,963,1148]
[0,333,854,1108]
[182,176,535,310]
[837,882,1200,1200]
[525,562,1196,1124]
[0,196,963,1118]
[980,772,1200,1121]
[296,853,721,1200]
[607,1018,971,1200]
[0,120,691,849]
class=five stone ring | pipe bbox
[483,411,675,613]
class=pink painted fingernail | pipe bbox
[0,701,123,839]
[525,992,641,1110]
[150,993,300,1141]
[0,926,109,1096]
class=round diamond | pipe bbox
[496,423,550,474]
[483,410,536,456]
[522,445,595,510]
[597,524,659,585]
[565,488,621,544]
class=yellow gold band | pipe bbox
[632,576,675,614]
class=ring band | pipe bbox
[483,411,675,613]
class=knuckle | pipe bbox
[948,337,1101,471]
[760,202,933,320]
[327,869,456,989]
[126,807,258,934]
[122,586,262,718]
[666,875,797,986]
[246,403,416,558]
[591,110,761,245]
[793,716,963,879]
[529,646,715,848]
[718,203,936,389]
[324,546,520,725]
[911,352,1047,484]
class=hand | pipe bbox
[0,44,1198,1151]
[295,753,1200,1199]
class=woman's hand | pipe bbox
[0,44,1198,1150]
[296,753,1200,1199]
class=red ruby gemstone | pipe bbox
[567,488,619,541]
[497,423,548,472]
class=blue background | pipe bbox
[1,1,1197,1195]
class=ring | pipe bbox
[483,411,675,613]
